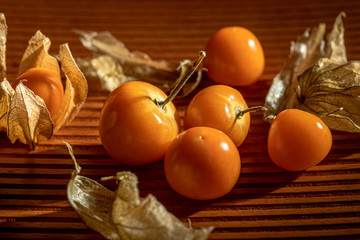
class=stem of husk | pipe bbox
[235,106,268,119]
[156,51,206,110]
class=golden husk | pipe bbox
[0,13,88,149]
[264,12,360,133]
[65,142,214,240]
[75,30,202,97]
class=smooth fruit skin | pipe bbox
[14,68,64,117]
[164,126,241,200]
[267,109,332,171]
[204,26,265,86]
[184,85,250,147]
[99,81,180,165]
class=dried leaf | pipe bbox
[7,81,53,149]
[264,12,360,132]
[65,143,214,240]
[75,30,201,97]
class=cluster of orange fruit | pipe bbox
[15,26,332,201]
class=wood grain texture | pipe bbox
[0,0,360,239]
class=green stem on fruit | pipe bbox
[156,51,206,110]
[235,106,268,119]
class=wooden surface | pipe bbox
[1,0,360,239]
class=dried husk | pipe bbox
[0,13,9,132]
[0,13,6,79]
[0,79,13,132]
[264,12,359,133]
[263,21,327,121]
[65,142,118,239]
[18,30,60,76]
[19,30,88,132]
[295,58,360,132]
[65,142,214,240]
[7,81,53,149]
[0,13,88,148]
[53,44,88,131]
[75,30,202,97]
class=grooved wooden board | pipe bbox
[0,0,360,239]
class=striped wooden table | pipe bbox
[1,0,360,239]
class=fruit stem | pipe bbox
[235,106,268,119]
[156,51,206,110]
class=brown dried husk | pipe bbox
[0,13,88,149]
[264,12,360,133]
[75,30,202,97]
[0,13,10,133]
[65,142,214,240]
[0,13,6,80]
[295,58,360,132]
[7,81,53,149]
